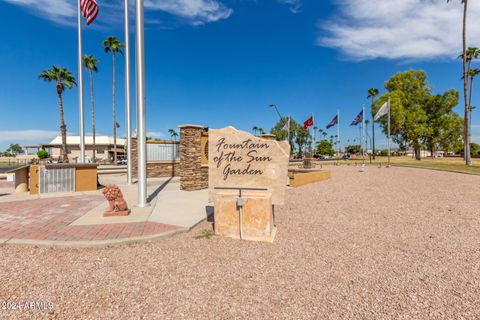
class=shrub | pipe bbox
[37,150,49,159]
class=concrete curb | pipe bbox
[0,228,189,249]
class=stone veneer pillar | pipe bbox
[179,124,208,191]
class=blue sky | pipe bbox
[1,0,479,151]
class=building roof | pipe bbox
[46,136,126,146]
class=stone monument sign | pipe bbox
[208,126,290,205]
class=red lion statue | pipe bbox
[102,184,130,217]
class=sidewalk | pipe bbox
[0,174,210,247]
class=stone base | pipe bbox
[288,170,331,188]
[103,210,130,217]
[226,226,277,243]
[214,190,276,243]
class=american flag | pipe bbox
[350,110,364,126]
[81,0,99,25]
[326,114,338,129]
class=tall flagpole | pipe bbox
[387,98,391,167]
[337,109,340,161]
[77,0,85,163]
[135,0,148,207]
[287,115,291,146]
[124,0,132,185]
[362,104,365,162]
[312,113,315,156]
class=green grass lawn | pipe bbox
[0,160,28,167]
[371,156,480,175]
[290,156,480,175]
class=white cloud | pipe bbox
[3,0,75,25]
[132,130,165,139]
[146,131,165,138]
[145,0,232,25]
[1,0,232,26]
[278,0,302,14]
[0,130,59,149]
[318,0,480,61]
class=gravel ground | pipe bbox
[1,166,479,320]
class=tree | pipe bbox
[7,144,23,156]
[252,126,259,136]
[316,140,335,156]
[367,88,379,159]
[295,126,310,157]
[39,66,77,162]
[447,0,470,165]
[345,145,361,155]
[465,50,479,107]
[376,70,462,160]
[270,117,297,152]
[318,128,327,139]
[37,150,49,159]
[258,128,265,135]
[168,129,179,141]
[83,54,99,162]
[103,36,124,165]
[470,142,480,155]
[438,112,464,154]
[423,89,460,158]
[467,68,479,145]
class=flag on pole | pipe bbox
[303,116,314,131]
[350,110,364,126]
[326,114,338,129]
[374,101,390,121]
[81,0,99,25]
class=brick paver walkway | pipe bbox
[0,180,14,188]
[0,196,178,242]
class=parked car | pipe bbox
[342,153,350,160]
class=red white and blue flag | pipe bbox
[350,110,363,126]
[81,0,99,25]
[326,114,338,129]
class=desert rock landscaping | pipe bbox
[1,166,479,319]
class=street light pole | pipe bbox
[268,104,283,120]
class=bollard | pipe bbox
[236,195,244,240]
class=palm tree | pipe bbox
[168,129,179,160]
[103,36,124,165]
[319,128,327,139]
[448,0,470,164]
[168,129,179,141]
[83,55,99,162]
[258,128,265,135]
[39,66,76,163]
[467,67,479,135]
[252,126,259,136]
[467,63,479,106]
[367,88,379,159]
